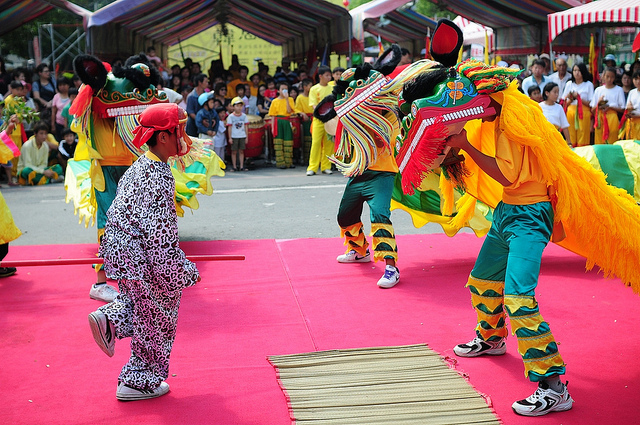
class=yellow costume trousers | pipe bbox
[566,104,592,147]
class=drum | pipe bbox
[245,114,265,158]
[290,114,301,148]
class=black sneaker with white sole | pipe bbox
[512,381,574,416]
[453,336,507,357]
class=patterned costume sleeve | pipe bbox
[142,159,200,291]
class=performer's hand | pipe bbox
[445,129,469,150]
[5,115,18,134]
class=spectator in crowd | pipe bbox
[17,122,62,185]
[399,48,413,65]
[195,92,219,150]
[306,66,334,176]
[549,57,570,97]
[295,78,314,164]
[178,85,191,110]
[32,63,56,124]
[621,70,633,102]
[293,70,308,90]
[288,85,299,103]
[228,54,241,79]
[72,74,82,90]
[169,75,182,92]
[562,62,594,147]
[51,77,71,140]
[264,78,278,100]
[268,82,296,169]
[603,54,616,69]
[248,73,261,97]
[57,128,77,172]
[185,73,209,137]
[180,67,191,87]
[281,59,297,83]
[4,81,30,178]
[624,70,640,140]
[213,82,231,112]
[258,62,271,82]
[527,86,542,103]
[145,46,162,68]
[591,67,625,145]
[212,106,228,162]
[227,65,249,99]
[256,84,271,118]
[171,64,181,79]
[539,53,552,75]
[332,67,345,84]
[521,60,550,95]
[61,87,78,129]
[227,97,248,171]
[539,82,571,146]
[235,84,249,113]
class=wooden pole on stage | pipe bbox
[0,255,245,268]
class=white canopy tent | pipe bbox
[453,16,494,47]
[548,0,640,43]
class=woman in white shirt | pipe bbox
[540,82,571,146]
[562,62,594,147]
[624,70,640,140]
[590,67,625,144]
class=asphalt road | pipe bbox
[2,164,452,246]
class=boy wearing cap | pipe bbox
[195,91,219,150]
[226,97,248,171]
[88,103,201,401]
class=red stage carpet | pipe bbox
[1,234,638,424]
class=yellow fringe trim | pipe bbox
[340,222,368,256]
[476,312,506,329]
[477,326,508,341]
[516,332,557,356]
[504,295,538,311]
[463,83,640,295]
[370,222,395,236]
[467,275,504,294]
[449,193,478,231]
[471,293,504,312]
[373,250,398,262]
[522,352,565,379]
[439,172,455,216]
[508,313,544,335]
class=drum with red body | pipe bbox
[244,114,265,158]
[289,114,301,148]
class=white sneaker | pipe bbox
[306,170,316,176]
[377,265,400,288]
[90,283,119,303]
[454,336,507,357]
[512,381,573,416]
[116,381,170,401]
[322,169,333,174]
[337,249,371,263]
[88,310,115,357]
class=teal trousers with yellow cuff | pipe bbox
[466,201,566,382]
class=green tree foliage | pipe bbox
[348,0,453,19]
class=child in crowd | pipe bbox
[264,79,278,100]
[88,103,200,401]
[249,73,261,97]
[17,122,63,185]
[268,82,296,169]
[332,67,346,84]
[61,87,78,128]
[195,92,219,150]
[178,85,192,110]
[295,78,314,164]
[539,82,571,146]
[289,86,299,103]
[213,107,227,162]
[227,97,248,171]
[4,81,33,177]
[51,77,71,140]
[235,84,249,113]
[527,86,542,103]
[624,70,640,140]
[590,67,625,144]
[57,128,77,171]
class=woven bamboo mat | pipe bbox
[268,344,500,424]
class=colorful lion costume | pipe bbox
[66,54,223,228]
[398,60,640,294]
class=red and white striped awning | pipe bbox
[548,0,640,43]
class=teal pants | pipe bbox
[468,201,565,381]
[95,165,129,231]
